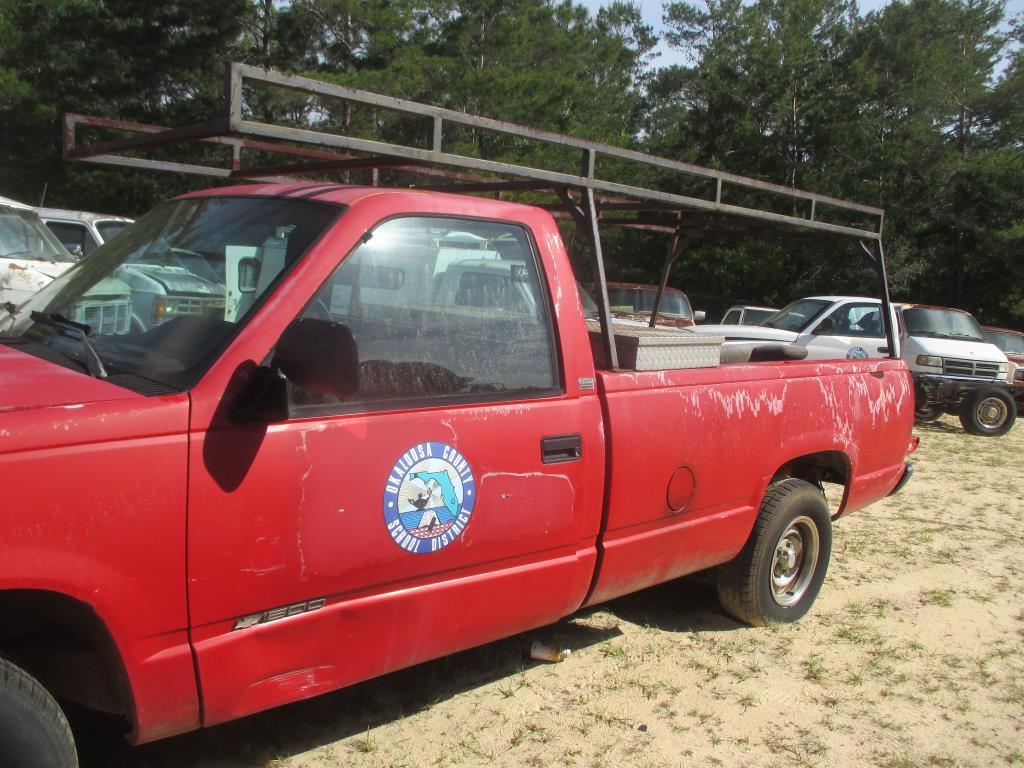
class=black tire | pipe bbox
[0,657,77,768]
[914,403,943,424]
[717,478,832,627]
[958,387,1016,437]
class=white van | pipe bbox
[897,304,1014,436]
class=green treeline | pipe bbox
[1,0,1021,324]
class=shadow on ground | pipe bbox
[913,419,965,434]
[76,571,739,767]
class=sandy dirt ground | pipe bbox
[81,415,1023,768]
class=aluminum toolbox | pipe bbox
[587,321,723,371]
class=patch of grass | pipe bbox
[803,655,826,683]
[738,693,759,711]
[351,727,378,754]
[599,643,629,659]
[763,731,829,768]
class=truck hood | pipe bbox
[0,257,73,304]
[688,324,798,343]
[127,264,222,295]
[904,335,1007,364]
[0,344,137,413]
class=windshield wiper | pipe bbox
[29,311,108,378]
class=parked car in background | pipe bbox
[983,325,1024,405]
[1,197,132,333]
[900,305,1014,436]
[604,282,705,327]
[1,196,74,305]
[37,207,132,258]
[691,296,894,360]
[38,207,225,331]
[720,304,777,325]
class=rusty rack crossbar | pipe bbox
[63,62,896,369]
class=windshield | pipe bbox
[0,196,340,391]
[0,205,69,262]
[986,329,1024,355]
[761,298,832,332]
[902,307,987,342]
[607,287,693,320]
[96,220,131,243]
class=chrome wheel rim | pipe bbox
[771,516,820,607]
[977,397,1008,430]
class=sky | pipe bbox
[579,0,1024,70]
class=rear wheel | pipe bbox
[0,657,77,768]
[717,478,832,626]
[959,387,1016,437]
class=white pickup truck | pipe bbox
[691,296,894,360]
[692,296,1014,436]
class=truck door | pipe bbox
[187,214,603,725]
[799,301,889,360]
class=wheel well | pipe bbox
[0,590,133,730]
[771,451,851,513]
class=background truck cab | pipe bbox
[604,282,705,327]
[692,296,895,360]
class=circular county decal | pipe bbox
[383,442,476,554]
[847,346,869,360]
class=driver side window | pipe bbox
[290,216,560,413]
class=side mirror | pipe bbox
[230,318,360,424]
[230,365,290,423]
[67,244,85,259]
[693,310,706,323]
[273,317,360,399]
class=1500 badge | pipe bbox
[233,597,326,630]
[383,441,476,554]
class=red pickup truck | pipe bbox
[0,183,916,766]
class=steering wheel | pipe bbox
[305,298,334,321]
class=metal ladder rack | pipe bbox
[63,61,895,369]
